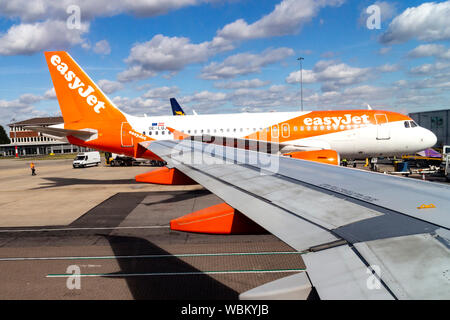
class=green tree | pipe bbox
[0,125,11,144]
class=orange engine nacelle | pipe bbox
[170,203,266,234]
[284,149,340,165]
[135,167,197,185]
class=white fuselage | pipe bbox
[124,111,437,159]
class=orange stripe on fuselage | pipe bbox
[244,110,411,143]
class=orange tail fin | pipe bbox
[44,51,125,126]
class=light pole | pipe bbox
[297,57,304,112]
[10,118,17,157]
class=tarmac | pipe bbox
[0,158,305,299]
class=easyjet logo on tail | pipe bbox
[303,114,371,126]
[50,55,105,114]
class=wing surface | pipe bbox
[143,139,450,299]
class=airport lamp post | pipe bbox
[10,118,18,158]
[297,57,304,112]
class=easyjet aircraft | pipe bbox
[35,51,436,165]
[31,52,450,300]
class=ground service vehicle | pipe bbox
[73,151,101,168]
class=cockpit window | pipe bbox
[404,121,410,128]
[410,121,417,127]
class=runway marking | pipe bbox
[0,251,305,261]
[47,268,306,278]
[0,225,169,233]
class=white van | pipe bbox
[73,151,101,168]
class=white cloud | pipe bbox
[112,96,168,115]
[0,0,210,22]
[286,60,371,91]
[117,0,343,82]
[216,0,344,42]
[44,87,57,99]
[0,0,213,56]
[93,40,111,55]
[0,87,61,128]
[380,1,450,44]
[214,79,271,89]
[0,20,89,56]
[142,86,179,99]
[378,47,391,55]
[376,63,400,72]
[117,65,157,82]
[118,34,224,82]
[201,47,294,80]
[408,44,450,59]
[98,79,123,94]
[409,61,450,75]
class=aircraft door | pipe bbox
[121,122,134,147]
[375,114,390,140]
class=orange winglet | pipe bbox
[170,203,266,234]
[284,149,339,165]
[135,167,197,185]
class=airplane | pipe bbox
[32,51,449,300]
[170,97,186,116]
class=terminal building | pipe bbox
[409,109,450,147]
[0,117,90,156]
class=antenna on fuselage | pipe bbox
[366,104,372,110]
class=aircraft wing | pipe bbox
[142,139,450,300]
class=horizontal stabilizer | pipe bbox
[25,125,96,140]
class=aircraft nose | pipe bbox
[422,129,437,148]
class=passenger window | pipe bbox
[162,131,165,135]
[404,121,410,128]
[155,131,158,135]
[143,131,146,135]
[149,131,152,135]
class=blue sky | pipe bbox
[1,0,450,129]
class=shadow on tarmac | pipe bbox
[141,189,211,207]
[33,177,138,189]
[71,190,237,298]
[103,234,238,299]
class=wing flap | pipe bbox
[302,245,395,299]
[354,233,450,299]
